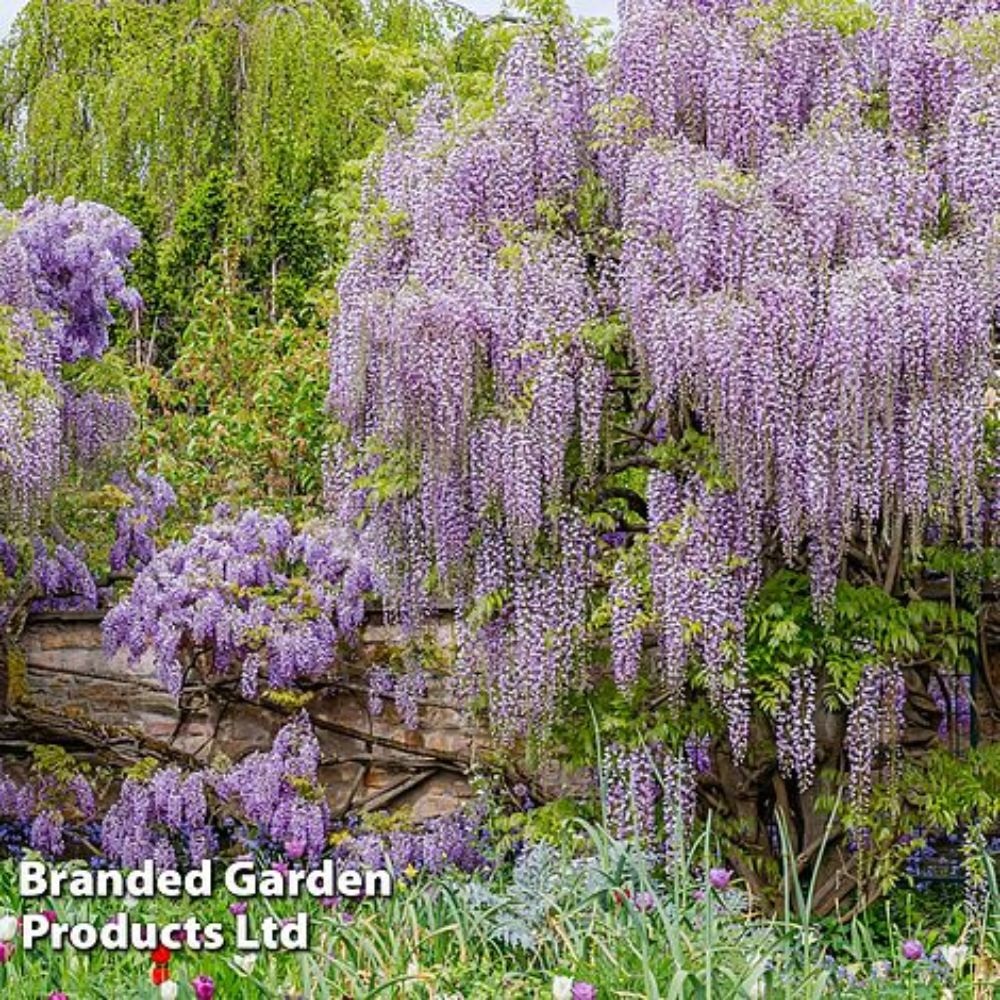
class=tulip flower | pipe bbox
[192,974,215,1000]
[0,914,18,942]
[160,983,178,1000]
[553,977,574,1000]
[708,868,733,891]
[151,945,172,965]
[633,891,655,912]
[572,983,597,999]
[901,939,924,961]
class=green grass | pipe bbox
[0,822,996,998]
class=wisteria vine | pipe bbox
[0,196,141,526]
[328,0,998,809]
[103,508,372,697]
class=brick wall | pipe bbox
[12,613,484,821]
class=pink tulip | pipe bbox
[191,974,215,1000]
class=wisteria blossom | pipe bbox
[0,196,140,526]
[103,509,371,697]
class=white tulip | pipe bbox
[233,951,258,975]
[747,981,767,999]
[552,975,574,1000]
[0,915,18,942]
[160,983,178,1000]
[939,945,968,971]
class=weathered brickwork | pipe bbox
[14,613,482,820]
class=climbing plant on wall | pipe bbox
[323,0,999,905]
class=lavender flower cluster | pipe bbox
[0,196,141,526]
[27,538,99,614]
[610,0,995,612]
[326,30,605,741]
[366,664,427,730]
[108,471,177,573]
[647,472,758,761]
[0,764,96,859]
[928,672,972,741]
[603,742,697,859]
[845,659,907,812]
[211,712,329,861]
[0,716,325,866]
[102,768,217,870]
[102,508,372,697]
[334,807,490,876]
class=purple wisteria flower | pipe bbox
[103,511,371,698]
[0,196,140,523]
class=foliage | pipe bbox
[129,290,331,524]
[0,0,483,341]
[0,818,996,997]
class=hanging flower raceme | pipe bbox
[603,742,696,857]
[648,471,756,761]
[102,508,372,697]
[0,196,140,527]
[2,715,332,867]
[845,659,907,811]
[101,769,216,871]
[108,471,177,573]
[326,28,606,740]
[211,712,328,861]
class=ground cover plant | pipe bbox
[0,0,998,994]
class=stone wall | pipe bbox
[8,612,486,821]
